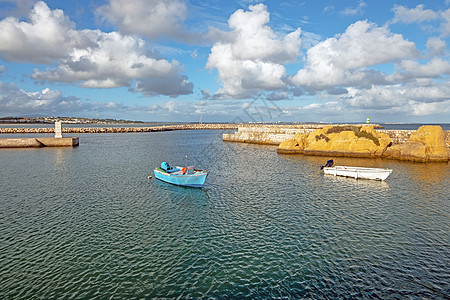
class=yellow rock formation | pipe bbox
[383,125,448,162]
[278,125,391,157]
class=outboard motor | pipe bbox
[161,162,171,172]
[320,159,334,170]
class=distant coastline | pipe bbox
[1,119,449,131]
[0,116,144,124]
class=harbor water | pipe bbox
[0,130,449,298]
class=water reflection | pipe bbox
[1,131,449,299]
[51,148,67,172]
[151,178,209,206]
[404,161,449,186]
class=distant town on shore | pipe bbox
[0,117,144,124]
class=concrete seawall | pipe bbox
[0,137,79,148]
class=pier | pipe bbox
[0,121,79,148]
[0,137,79,148]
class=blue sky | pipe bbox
[0,0,449,123]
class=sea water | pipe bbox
[0,130,449,298]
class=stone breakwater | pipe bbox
[0,123,243,134]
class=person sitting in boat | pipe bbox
[320,159,334,170]
[161,162,179,173]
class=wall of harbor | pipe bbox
[0,123,242,134]
[222,126,450,150]
[0,123,383,134]
[0,137,79,148]
[1,123,448,150]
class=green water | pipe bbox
[0,130,449,298]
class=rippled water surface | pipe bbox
[1,130,449,299]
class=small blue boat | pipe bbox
[153,162,208,188]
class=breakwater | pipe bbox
[2,123,448,149]
[0,137,79,148]
[0,123,242,134]
[222,126,450,150]
[0,123,383,134]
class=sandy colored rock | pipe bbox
[383,125,448,162]
[278,125,392,157]
[277,133,308,153]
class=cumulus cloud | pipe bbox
[98,0,192,41]
[0,1,193,97]
[291,20,419,90]
[410,99,450,116]
[392,4,439,24]
[32,31,183,89]
[426,37,446,56]
[390,58,450,82]
[206,4,301,99]
[0,81,123,116]
[130,73,193,97]
[0,1,91,63]
[390,5,450,37]
[279,81,450,122]
[343,83,450,114]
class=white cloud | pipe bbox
[0,64,7,74]
[32,31,178,86]
[390,5,450,37]
[343,83,450,115]
[291,20,419,90]
[0,1,91,63]
[340,0,367,16]
[206,4,301,99]
[0,81,118,116]
[410,99,450,116]
[130,74,193,97]
[440,9,450,37]
[0,1,193,97]
[98,0,190,41]
[390,58,450,82]
[426,37,446,56]
[392,4,439,24]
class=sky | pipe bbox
[0,0,449,123]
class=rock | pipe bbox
[383,125,448,162]
[277,125,391,157]
[277,133,308,153]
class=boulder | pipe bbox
[383,125,448,162]
[277,125,392,157]
[277,133,308,153]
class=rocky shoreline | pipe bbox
[223,124,449,162]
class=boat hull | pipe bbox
[323,166,392,181]
[154,168,208,188]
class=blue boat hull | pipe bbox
[153,168,208,188]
